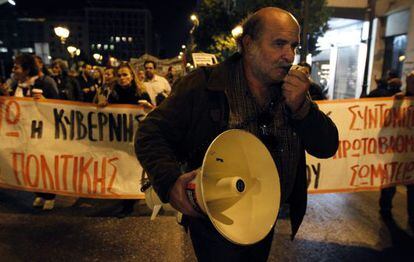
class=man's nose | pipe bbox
[281,45,295,61]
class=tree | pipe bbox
[194,0,331,61]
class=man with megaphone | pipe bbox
[135,7,338,262]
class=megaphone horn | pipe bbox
[144,129,281,245]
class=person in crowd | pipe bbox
[51,59,83,101]
[143,60,171,106]
[92,67,111,105]
[165,66,175,86]
[372,70,414,229]
[106,63,152,107]
[297,62,327,100]
[368,69,402,98]
[10,54,59,210]
[0,74,16,96]
[104,67,117,86]
[137,69,145,82]
[99,62,153,218]
[135,7,338,261]
[33,55,59,99]
[77,63,95,102]
[10,54,39,97]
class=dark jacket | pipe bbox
[135,54,339,239]
[34,75,59,99]
[108,83,151,105]
[54,75,83,101]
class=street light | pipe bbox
[54,26,70,44]
[190,14,199,28]
[231,25,243,38]
[93,53,103,63]
[67,46,77,57]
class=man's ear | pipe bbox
[242,35,252,53]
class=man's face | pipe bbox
[245,18,299,84]
[12,63,27,81]
[144,62,155,80]
[52,64,62,76]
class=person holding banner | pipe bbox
[135,7,338,261]
[99,62,153,217]
[9,54,60,210]
[375,71,414,229]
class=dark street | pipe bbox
[1,188,413,261]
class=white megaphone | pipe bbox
[143,129,281,245]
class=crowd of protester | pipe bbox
[0,53,171,213]
[1,53,413,224]
[0,54,172,106]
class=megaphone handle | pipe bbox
[185,184,204,215]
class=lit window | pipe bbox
[110,36,114,42]
[104,44,108,50]
[91,44,95,49]
[110,45,114,50]
[115,37,120,42]
[122,37,126,42]
[0,47,7,53]
[128,37,133,42]
[97,44,101,49]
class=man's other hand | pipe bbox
[169,170,201,217]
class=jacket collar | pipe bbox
[206,52,242,92]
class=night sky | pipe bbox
[14,0,198,58]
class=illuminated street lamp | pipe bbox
[190,14,199,28]
[54,26,70,44]
[231,25,243,38]
[93,53,103,63]
[189,13,199,54]
[67,45,77,57]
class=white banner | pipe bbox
[1,96,413,199]
[0,97,147,199]
[307,97,414,193]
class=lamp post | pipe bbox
[54,26,70,44]
[189,14,199,52]
[67,46,77,58]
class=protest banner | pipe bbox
[307,97,414,193]
[0,97,147,199]
[0,96,413,198]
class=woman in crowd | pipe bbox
[106,63,152,106]
[97,62,153,218]
[51,59,83,101]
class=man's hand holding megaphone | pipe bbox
[282,65,311,113]
[169,170,201,217]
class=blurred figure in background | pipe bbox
[51,59,83,101]
[375,70,414,229]
[137,69,145,82]
[77,63,95,102]
[368,69,402,98]
[143,60,171,106]
[33,55,59,99]
[165,66,175,86]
